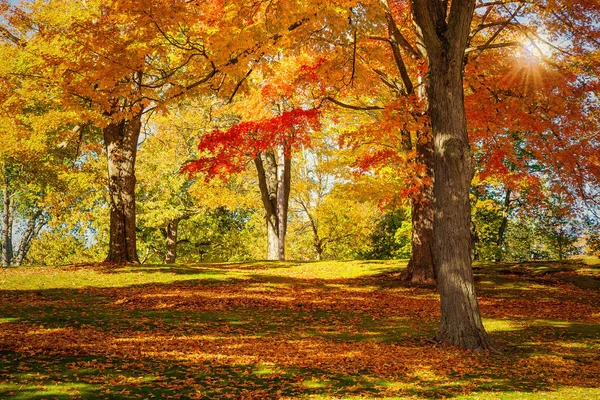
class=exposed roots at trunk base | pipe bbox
[402,261,436,285]
[103,254,140,265]
[429,330,500,353]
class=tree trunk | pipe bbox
[429,60,493,349]
[2,184,13,267]
[103,114,141,264]
[413,0,494,351]
[254,147,291,261]
[266,213,279,260]
[310,216,324,261]
[386,8,435,283]
[405,130,435,283]
[164,218,180,264]
[13,209,45,267]
[495,189,511,261]
[276,146,291,260]
[315,245,323,261]
[471,220,479,261]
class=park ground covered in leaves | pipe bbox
[1,259,599,399]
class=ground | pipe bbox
[0,258,599,399]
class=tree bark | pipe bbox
[276,146,291,260]
[2,184,13,267]
[103,114,141,264]
[385,8,436,283]
[164,218,180,264]
[412,0,494,351]
[254,147,291,261]
[405,130,436,283]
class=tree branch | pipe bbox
[466,4,523,62]
[465,41,520,54]
[227,68,253,103]
[324,96,384,111]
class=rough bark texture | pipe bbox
[2,184,13,267]
[164,219,180,264]
[254,147,291,261]
[388,7,436,282]
[405,130,436,283]
[104,114,141,264]
[412,0,495,351]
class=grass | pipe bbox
[0,258,599,399]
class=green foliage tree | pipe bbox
[367,207,412,260]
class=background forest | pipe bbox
[0,0,598,269]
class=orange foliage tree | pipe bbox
[283,0,598,350]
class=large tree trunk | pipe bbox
[413,0,494,351]
[385,6,436,283]
[254,147,291,261]
[405,130,435,283]
[103,114,141,264]
[2,184,13,267]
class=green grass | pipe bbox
[0,258,599,399]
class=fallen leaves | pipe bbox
[0,261,599,398]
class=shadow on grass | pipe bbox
[95,261,308,275]
[1,319,599,400]
[1,261,599,399]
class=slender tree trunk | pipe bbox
[311,221,324,261]
[387,8,436,282]
[304,203,324,261]
[413,0,494,351]
[13,209,45,267]
[255,148,291,261]
[495,189,511,261]
[103,114,141,263]
[405,130,435,283]
[558,229,565,260]
[471,220,479,261]
[2,185,13,267]
[276,146,291,260]
[164,218,180,264]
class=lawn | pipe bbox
[1,259,599,399]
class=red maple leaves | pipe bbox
[182,108,320,179]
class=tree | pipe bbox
[534,195,581,260]
[367,206,412,260]
[0,26,103,267]
[290,146,380,260]
[183,108,320,260]
[409,0,495,351]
